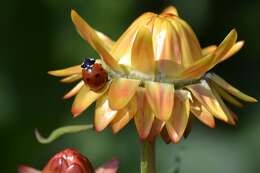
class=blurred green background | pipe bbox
[1,0,260,173]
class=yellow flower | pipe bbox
[49,6,257,143]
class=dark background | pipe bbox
[1,0,260,173]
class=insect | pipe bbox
[81,58,108,91]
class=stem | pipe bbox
[140,139,156,173]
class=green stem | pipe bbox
[140,139,156,173]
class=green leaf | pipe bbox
[35,124,93,144]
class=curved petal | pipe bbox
[202,45,217,56]
[111,97,137,133]
[207,73,257,102]
[221,41,244,62]
[134,88,155,139]
[131,26,155,75]
[60,74,82,83]
[48,65,81,77]
[147,118,165,142]
[95,159,119,173]
[71,84,109,117]
[95,95,118,132]
[161,6,179,16]
[71,10,124,72]
[96,31,115,51]
[108,78,140,110]
[145,81,174,121]
[156,60,184,79]
[166,90,190,143]
[63,81,84,99]
[190,97,215,128]
[187,80,233,123]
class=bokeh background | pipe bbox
[1,0,260,173]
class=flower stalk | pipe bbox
[140,139,156,173]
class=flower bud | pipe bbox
[42,148,94,173]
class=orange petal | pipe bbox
[145,81,174,121]
[166,90,190,143]
[95,159,119,173]
[110,12,156,64]
[202,45,217,56]
[60,73,82,83]
[111,97,137,133]
[71,84,109,117]
[63,81,84,99]
[187,80,232,123]
[71,10,124,72]
[48,65,81,77]
[95,94,118,132]
[134,88,155,139]
[190,97,215,128]
[161,6,179,16]
[207,73,257,102]
[131,26,155,74]
[221,41,244,62]
[96,31,115,51]
[108,78,140,110]
[147,118,165,142]
[156,60,184,79]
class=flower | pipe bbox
[18,148,119,173]
[48,6,257,143]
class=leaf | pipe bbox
[35,125,93,144]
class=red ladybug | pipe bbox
[81,59,108,91]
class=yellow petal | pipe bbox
[95,94,117,132]
[147,118,165,142]
[153,18,182,64]
[190,97,215,128]
[71,84,109,117]
[156,60,184,79]
[111,12,156,65]
[166,90,190,143]
[221,41,244,62]
[207,73,257,102]
[134,88,155,139]
[184,116,192,138]
[161,6,179,16]
[71,10,124,72]
[212,83,244,108]
[108,78,140,110]
[202,45,217,56]
[63,81,84,99]
[111,97,137,133]
[48,65,81,77]
[96,31,115,50]
[131,26,155,74]
[60,74,82,83]
[187,80,231,123]
[145,81,174,121]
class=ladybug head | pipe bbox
[81,58,96,70]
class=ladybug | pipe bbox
[81,58,108,91]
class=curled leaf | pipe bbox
[35,125,93,144]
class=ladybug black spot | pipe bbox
[95,74,100,78]
[86,78,91,82]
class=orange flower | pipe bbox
[49,6,257,143]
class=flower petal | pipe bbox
[166,90,190,143]
[108,78,140,110]
[147,118,165,142]
[71,10,124,72]
[221,41,244,62]
[95,95,118,132]
[161,6,179,16]
[202,45,217,56]
[184,116,192,138]
[95,159,119,173]
[145,81,174,121]
[60,74,82,83]
[160,127,171,144]
[96,31,115,51]
[134,88,155,139]
[156,60,184,79]
[63,81,84,99]
[48,65,81,77]
[131,26,155,74]
[190,97,215,128]
[18,165,41,173]
[187,80,233,123]
[111,97,137,133]
[71,84,109,117]
[207,73,257,102]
